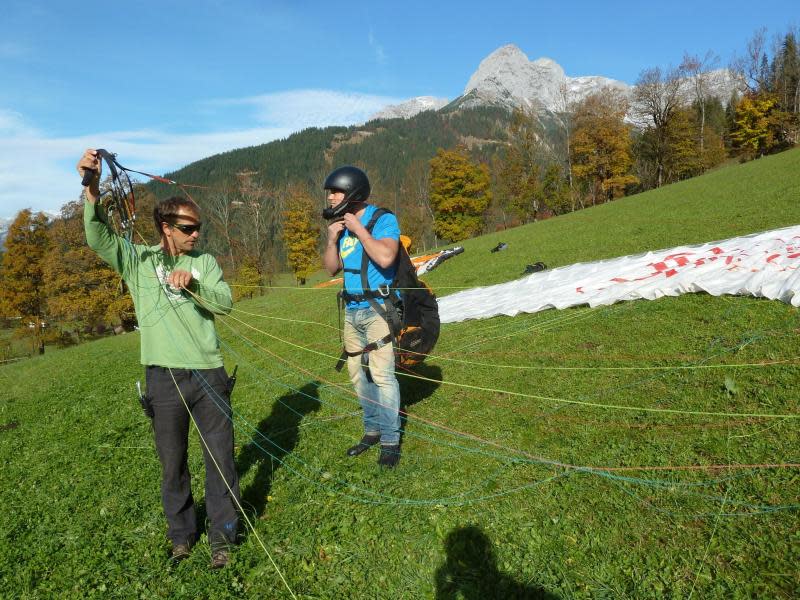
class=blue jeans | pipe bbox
[343,307,401,445]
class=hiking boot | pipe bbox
[346,434,380,457]
[378,444,400,468]
[210,546,230,569]
[170,542,192,564]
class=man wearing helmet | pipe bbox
[322,166,402,468]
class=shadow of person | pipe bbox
[435,525,559,600]
[399,363,442,411]
[236,381,321,523]
[398,363,442,442]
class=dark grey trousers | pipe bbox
[145,366,240,547]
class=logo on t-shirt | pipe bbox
[155,264,201,302]
[340,235,359,260]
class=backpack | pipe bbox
[335,208,440,375]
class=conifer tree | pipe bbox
[428,147,492,242]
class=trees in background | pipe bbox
[632,66,684,188]
[282,184,320,285]
[571,88,638,204]
[497,109,546,223]
[399,159,437,252]
[729,29,800,158]
[429,147,492,242]
[44,201,135,341]
[0,210,51,352]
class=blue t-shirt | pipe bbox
[339,205,400,310]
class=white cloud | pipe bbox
[0,89,402,218]
[211,89,402,130]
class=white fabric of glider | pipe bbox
[438,225,800,324]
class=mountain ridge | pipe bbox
[369,43,740,121]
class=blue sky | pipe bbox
[0,0,796,218]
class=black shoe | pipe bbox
[346,434,380,457]
[378,444,400,468]
[210,546,230,569]
[170,542,192,564]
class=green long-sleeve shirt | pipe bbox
[84,201,232,368]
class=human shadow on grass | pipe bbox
[435,525,559,600]
[399,362,442,411]
[236,381,321,525]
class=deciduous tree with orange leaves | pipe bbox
[571,88,638,205]
[0,209,51,351]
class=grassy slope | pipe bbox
[1,149,799,599]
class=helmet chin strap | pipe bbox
[322,199,364,220]
[322,202,348,220]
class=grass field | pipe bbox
[1,149,799,598]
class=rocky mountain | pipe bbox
[370,96,450,120]
[460,45,628,112]
[371,44,741,121]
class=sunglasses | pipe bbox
[169,222,203,235]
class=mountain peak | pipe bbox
[369,96,450,121]
[463,45,624,112]
[484,43,529,61]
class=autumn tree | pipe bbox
[0,210,51,352]
[541,164,572,216]
[662,107,703,181]
[498,108,545,223]
[731,94,779,158]
[428,147,492,242]
[281,184,320,285]
[571,88,638,203]
[44,200,135,339]
[232,256,262,301]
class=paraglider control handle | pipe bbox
[81,168,97,187]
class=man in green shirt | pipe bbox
[77,149,239,569]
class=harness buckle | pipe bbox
[377,284,390,297]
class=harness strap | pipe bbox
[358,208,403,337]
[334,334,394,383]
[335,207,402,373]
[340,286,392,304]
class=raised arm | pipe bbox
[78,148,133,275]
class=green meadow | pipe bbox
[1,149,799,598]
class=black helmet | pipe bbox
[322,166,370,219]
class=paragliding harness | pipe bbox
[335,208,440,382]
